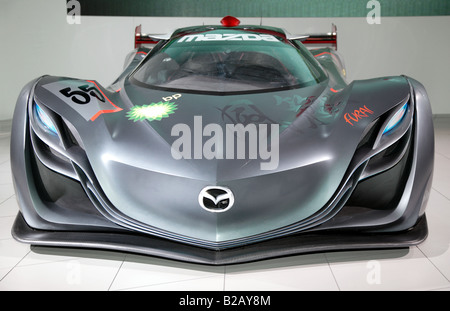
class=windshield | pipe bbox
[132,29,327,94]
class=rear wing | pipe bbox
[135,22,337,50]
[289,24,337,50]
[301,24,337,50]
[135,25,169,49]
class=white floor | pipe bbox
[0,117,449,291]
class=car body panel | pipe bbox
[10,22,434,263]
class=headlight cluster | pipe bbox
[33,102,59,137]
[382,102,409,135]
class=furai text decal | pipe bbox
[344,105,374,126]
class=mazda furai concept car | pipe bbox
[11,17,434,265]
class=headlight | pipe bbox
[382,102,409,135]
[33,102,58,136]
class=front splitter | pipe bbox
[11,212,428,265]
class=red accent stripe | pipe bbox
[86,80,123,121]
[304,40,337,45]
[314,52,333,58]
[303,35,337,50]
[136,51,147,55]
[135,36,159,48]
[330,88,339,93]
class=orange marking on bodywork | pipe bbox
[344,105,374,126]
[86,80,123,121]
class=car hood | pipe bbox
[33,76,411,245]
[116,80,331,178]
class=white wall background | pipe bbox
[1,0,449,121]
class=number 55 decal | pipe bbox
[59,84,105,105]
[44,79,122,121]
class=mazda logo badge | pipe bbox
[198,186,235,213]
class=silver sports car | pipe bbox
[10,17,434,264]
